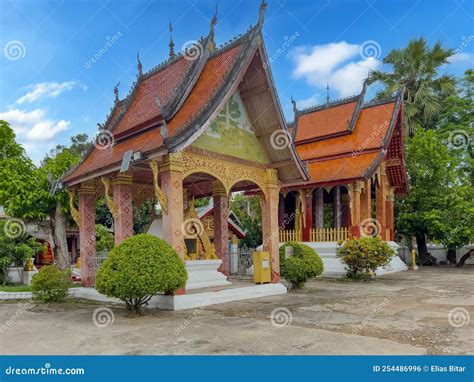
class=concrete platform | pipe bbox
[66,282,287,311]
[302,241,408,277]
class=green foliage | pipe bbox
[279,242,324,288]
[369,37,455,135]
[95,224,114,253]
[95,234,187,316]
[31,265,72,302]
[231,194,262,248]
[0,220,44,285]
[337,237,395,280]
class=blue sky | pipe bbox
[0,0,473,163]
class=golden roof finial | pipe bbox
[137,52,142,76]
[258,0,267,28]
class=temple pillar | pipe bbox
[302,189,313,241]
[161,154,185,262]
[349,181,363,237]
[213,180,229,275]
[315,188,324,229]
[278,193,285,229]
[261,169,281,283]
[360,179,372,223]
[112,172,134,245]
[70,236,77,264]
[78,181,96,287]
[386,188,395,241]
[376,166,387,240]
[333,185,341,228]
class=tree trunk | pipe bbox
[415,231,429,265]
[447,248,457,265]
[53,201,70,270]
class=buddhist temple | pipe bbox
[62,0,408,293]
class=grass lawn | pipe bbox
[0,282,82,292]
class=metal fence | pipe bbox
[230,246,254,279]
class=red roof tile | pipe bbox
[295,101,357,141]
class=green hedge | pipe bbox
[96,234,187,316]
[279,242,324,288]
[336,236,395,279]
[31,266,72,302]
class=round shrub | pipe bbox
[95,234,187,316]
[31,265,72,302]
[336,236,395,280]
[279,241,324,288]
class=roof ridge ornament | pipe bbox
[326,83,330,107]
[137,52,143,77]
[113,82,120,104]
[169,22,175,59]
[258,0,267,29]
[291,95,298,113]
[208,5,218,52]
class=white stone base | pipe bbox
[6,267,23,284]
[66,283,287,311]
[149,283,287,310]
[185,259,231,290]
[301,241,408,278]
[21,270,38,285]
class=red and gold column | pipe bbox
[333,185,342,228]
[261,169,281,283]
[213,180,229,275]
[112,172,134,245]
[386,187,395,241]
[348,181,363,237]
[78,180,96,287]
[161,154,185,261]
[302,189,313,242]
[376,166,387,240]
[315,188,324,229]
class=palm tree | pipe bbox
[369,38,455,135]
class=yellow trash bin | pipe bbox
[253,251,271,284]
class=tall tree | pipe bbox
[0,120,85,270]
[369,37,455,135]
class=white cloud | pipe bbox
[16,81,87,104]
[290,41,382,98]
[448,52,474,64]
[0,108,70,143]
[295,94,321,109]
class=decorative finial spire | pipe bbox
[113,82,120,103]
[291,95,297,113]
[208,5,218,52]
[169,22,175,59]
[326,83,330,107]
[137,52,142,76]
[258,0,267,28]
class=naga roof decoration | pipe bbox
[63,0,308,186]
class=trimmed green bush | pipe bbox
[279,242,324,288]
[31,265,72,302]
[96,234,187,316]
[336,236,395,280]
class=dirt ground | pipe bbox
[0,266,472,355]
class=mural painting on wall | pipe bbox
[192,92,270,164]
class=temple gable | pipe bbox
[191,92,270,164]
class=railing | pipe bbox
[310,227,349,242]
[279,229,302,242]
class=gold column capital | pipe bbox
[212,180,227,197]
[78,180,96,195]
[112,171,133,186]
[161,153,183,172]
[264,168,279,188]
